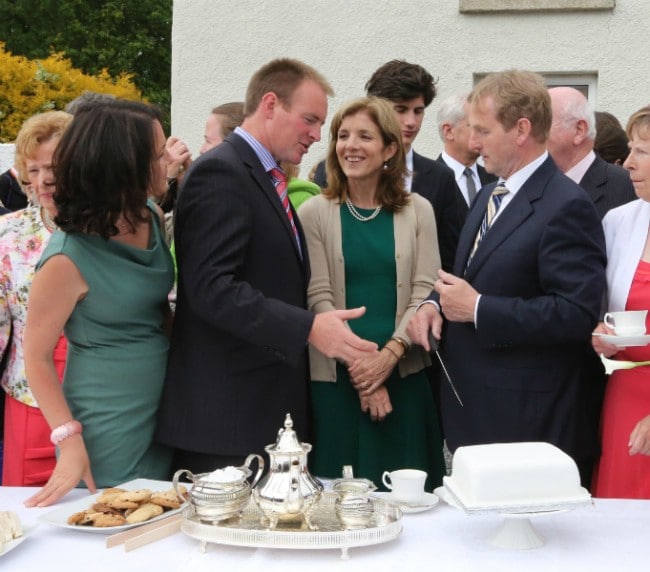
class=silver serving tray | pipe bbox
[180,492,402,559]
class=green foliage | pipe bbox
[0,0,172,131]
[0,43,141,142]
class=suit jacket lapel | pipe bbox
[231,135,306,265]
[579,156,606,205]
[461,157,553,280]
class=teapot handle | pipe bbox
[172,469,195,500]
[244,454,265,488]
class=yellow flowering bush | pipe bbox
[0,42,142,142]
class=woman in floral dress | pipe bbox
[0,111,71,485]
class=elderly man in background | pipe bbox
[436,93,497,213]
[547,87,636,219]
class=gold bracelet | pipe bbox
[383,345,400,361]
[390,336,409,356]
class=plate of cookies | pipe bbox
[38,478,187,534]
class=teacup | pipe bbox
[381,469,427,504]
[604,310,648,337]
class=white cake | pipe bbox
[443,442,591,511]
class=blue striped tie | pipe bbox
[465,184,509,271]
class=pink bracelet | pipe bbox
[50,420,82,445]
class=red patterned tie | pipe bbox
[269,167,301,255]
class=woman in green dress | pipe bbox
[299,97,445,491]
[24,100,174,507]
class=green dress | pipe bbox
[309,206,445,492]
[37,202,173,487]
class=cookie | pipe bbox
[92,512,127,527]
[125,502,164,524]
[149,490,181,510]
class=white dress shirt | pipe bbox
[441,151,480,206]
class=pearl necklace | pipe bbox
[345,197,381,222]
[41,209,57,233]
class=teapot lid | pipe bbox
[265,413,312,454]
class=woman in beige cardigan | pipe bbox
[298,97,445,490]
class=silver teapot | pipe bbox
[252,413,322,530]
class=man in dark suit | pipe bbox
[435,93,497,216]
[547,86,636,219]
[313,60,464,272]
[156,59,377,474]
[407,71,607,483]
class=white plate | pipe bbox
[39,478,184,534]
[593,333,650,347]
[372,491,439,513]
[0,523,36,557]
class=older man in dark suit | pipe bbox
[547,86,636,219]
[408,70,607,484]
[156,59,376,475]
[436,93,497,214]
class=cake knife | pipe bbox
[428,332,463,406]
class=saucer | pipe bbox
[593,333,650,347]
[372,491,439,513]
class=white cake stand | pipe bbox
[436,485,591,550]
[487,510,565,550]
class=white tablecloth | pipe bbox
[0,486,647,571]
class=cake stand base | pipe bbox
[488,514,545,550]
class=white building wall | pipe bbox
[172,0,649,177]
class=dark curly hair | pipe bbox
[52,99,163,239]
[365,60,437,107]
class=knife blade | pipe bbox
[428,332,463,407]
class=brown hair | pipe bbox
[244,58,333,116]
[323,97,408,212]
[365,60,437,107]
[53,99,163,239]
[14,111,72,182]
[211,101,244,137]
[470,70,551,143]
[594,114,629,165]
[626,105,650,141]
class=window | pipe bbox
[460,0,615,13]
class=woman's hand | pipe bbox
[359,385,393,421]
[592,321,620,357]
[348,348,398,396]
[165,136,192,181]
[24,435,96,507]
[629,415,650,456]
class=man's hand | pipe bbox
[434,269,479,323]
[406,303,443,352]
[308,307,377,364]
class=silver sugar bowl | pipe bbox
[332,465,377,529]
[173,453,264,523]
[252,413,323,530]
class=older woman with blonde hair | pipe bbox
[592,105,650,498]
[0,110,72,485]
[299,96,445,490]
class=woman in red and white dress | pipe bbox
[592,105,650,498]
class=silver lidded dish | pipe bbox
[331,465,377,529]
[173,453,264,523]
